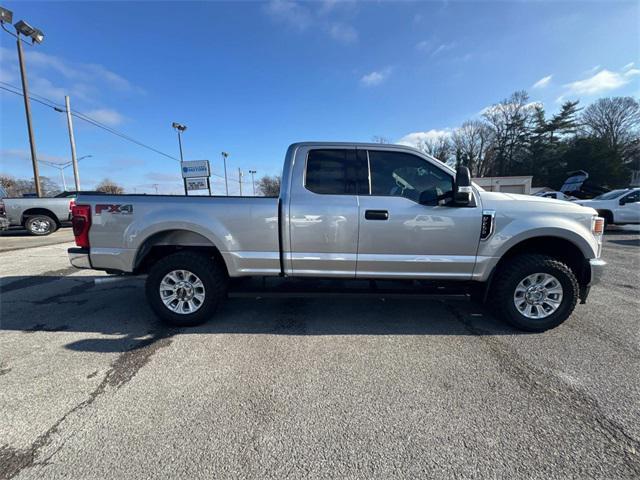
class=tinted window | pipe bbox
[367,150,453,203]
[305,149,366,195]
[623,191,640,203]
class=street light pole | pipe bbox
[16,33,41,197]
[65,95,81,190]
[238,168,243,196]
[221,152,229,196]
[172,122,187,194]
[249,170,256,196]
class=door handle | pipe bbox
[365,210,389,220]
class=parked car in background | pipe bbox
[0,199,8,231]
[574,188,640,227]
[0,196,76,235]
[533,191,577,201]
[68,142,605,332]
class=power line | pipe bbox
[0,82,253,183]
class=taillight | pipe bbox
[72,204,91,248]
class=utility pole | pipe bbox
[238,168,243,196]
[221,152,229,196]
[249,170,257,196]
[65,96,81,190]
[16,32,41,197]
[152,184,159,194]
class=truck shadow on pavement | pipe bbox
[1,275,534,354]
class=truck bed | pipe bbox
[77,194,280,275]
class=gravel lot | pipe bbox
[1,228,639,479]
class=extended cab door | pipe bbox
[286,147,365,277]
[356,148,482,279]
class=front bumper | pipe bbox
[68,247,92,269]
[588,258,606,286]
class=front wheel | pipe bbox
[492,254,579,332]
[25,215,57,236]
[145,251,228,327]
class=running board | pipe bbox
[227,277,472,300]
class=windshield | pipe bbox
[593,189,626,200]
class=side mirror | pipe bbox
[454,166,473,206]
[619,198,626,206]
[419,188,439,206]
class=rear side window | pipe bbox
[305,149,367,195]
[367,150,453,202]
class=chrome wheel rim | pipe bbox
[513,273,563,319]
[159,269,206,315]
[31,219,50,234]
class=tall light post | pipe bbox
[249,170,257,196]
[221,152,229,196]
[238,168,243,196]
[1,8,45,197]
[172,122,187,194]
[40,155,91,192]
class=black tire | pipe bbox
[145,251,228,327]
[491,254,579,332]
[25,215,57,236]
[598,210,613,229]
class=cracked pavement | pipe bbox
[0,227,639,479]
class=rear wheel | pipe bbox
[25,215,57,236]
[145,251,228,327]
[492,254,579,332]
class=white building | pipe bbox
[472,176,533,194]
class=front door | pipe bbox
[356,148,482,279]
[615,190,640,223]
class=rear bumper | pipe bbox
[68,247,92,269]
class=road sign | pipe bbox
[181,160,210,178]
[186,177,209,191]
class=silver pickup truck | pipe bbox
[68,142,605,332]
[1,195,76,235]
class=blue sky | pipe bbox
[1,0,638,194]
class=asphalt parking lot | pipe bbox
[1,227,639,479]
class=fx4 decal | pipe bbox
[95,204,134,215]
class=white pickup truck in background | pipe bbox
[68,142,606,332]
[575,188,640,227]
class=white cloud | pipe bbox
[360,67,392,87]
[431,42,455,57]
[622,62,635,72]
[564,66,640,95]
[532,75,552,89]
[265,0,312,31]
[396,129,452,148]
[0,149,67,164]
[328,23,358,43]
[265,0,358,44]
[415,40,432,52]
[83,109,126,126]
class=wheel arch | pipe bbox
[133,229,229,276]
[22,208,61,226]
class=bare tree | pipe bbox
[371,135,390,144]
[416,135,452,164]
[96,178,124,194]
[452,120,494,176]
[482,90,536,175]
[256,175,281,196]
[0,174,61,197]
[581,97,640,161]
